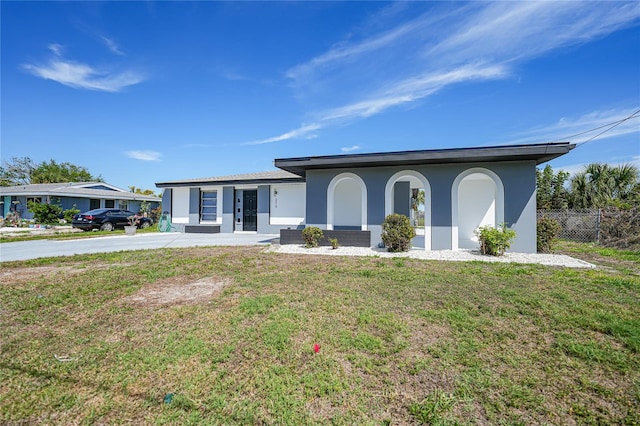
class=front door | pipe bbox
[243,190,257,231]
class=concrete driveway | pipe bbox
[0,232,280,262]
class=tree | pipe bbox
[0,157,35,186]
[536,165,569,210]
[569,163,639,208]
[411,188,425,225]
[0,157,102,186]
[31,160,102,184]
[128,186,156,196]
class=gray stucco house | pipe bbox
[156,142,574,253]
[0,182,161,220]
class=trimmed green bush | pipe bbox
[63,206,80,223]
[27,201,62,224]
[474,223,516,256]
[537,217,561,253]
[329,238,339,249]
[381,213,416,252]
[302,226,324,248]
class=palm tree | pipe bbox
[610,164,639,202]
[411,189,425,226]
[569,163,639,208]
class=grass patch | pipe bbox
[0,244,638,424]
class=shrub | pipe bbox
[599,206,640,249]
[381,213,416,252]
[27,201,62,224]
[329,238,339,249]
[149,206,162,224]
[302,226,324,248]
[62,205,80,223]
[474,223,516,256]
[537,217,561,253]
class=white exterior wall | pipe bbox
[333,179,362,227]
[172,187,190,224]
[270,183,305,226]
[458,175,496,249]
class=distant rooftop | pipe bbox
[0,182,161,201]
[155,170,304,188]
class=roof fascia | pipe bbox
[274,143,575,176]
[155,177,305,188]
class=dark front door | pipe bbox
[243,190,258,231]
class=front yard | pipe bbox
[1,244,638,424]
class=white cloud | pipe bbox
[245,63,506,145]
[48,43,64,56]
[22,44,144,92]
[126,150,161,161]
[341,145,361,152]
[251,2,640,145]
[245,123,321,145]
[101,36,125,56]
[318,63,506,123]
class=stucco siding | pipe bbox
[270,183,305,226]
[304,160,537,252]
[171,188,190,224]
[162,189,172,215]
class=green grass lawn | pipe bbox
[1,244,638,424]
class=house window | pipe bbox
[90,199,100,210]
[118,200,128,210]
[27,197,42,205]
[105,199,115,208]
[200,190,217,222]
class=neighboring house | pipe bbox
[0,182,161,220]
[156,142,574,253]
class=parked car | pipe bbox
[72,208,153,232]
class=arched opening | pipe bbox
[384,171,431,250]
[451,168,504,250]
[327,173,367,230]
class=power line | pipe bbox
[550,109,640,143]
[552,108,640,148]
[576,108,640,146]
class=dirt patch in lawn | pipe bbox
[0,263,133,284]
[123,277,230,307]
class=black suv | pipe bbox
[72,208,153,231]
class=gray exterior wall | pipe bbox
[222,186,234,233]
[257,185,271,234]
[394,181,411,217]
[162,189,172,215]
[189,188,200,224]
[305,160,537,252]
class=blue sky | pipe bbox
[2,1,639,192]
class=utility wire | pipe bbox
[550,108,640,143]
[575,108,640,145]
[551,108,640,147]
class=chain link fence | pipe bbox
[537,208,600,243]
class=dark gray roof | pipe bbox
[275,142,575,177]
[0,182,161,201]
[155,170,304,188]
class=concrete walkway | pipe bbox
[0,232,279,262]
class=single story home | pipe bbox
[155,142,574,253]
[0,182,161,220]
